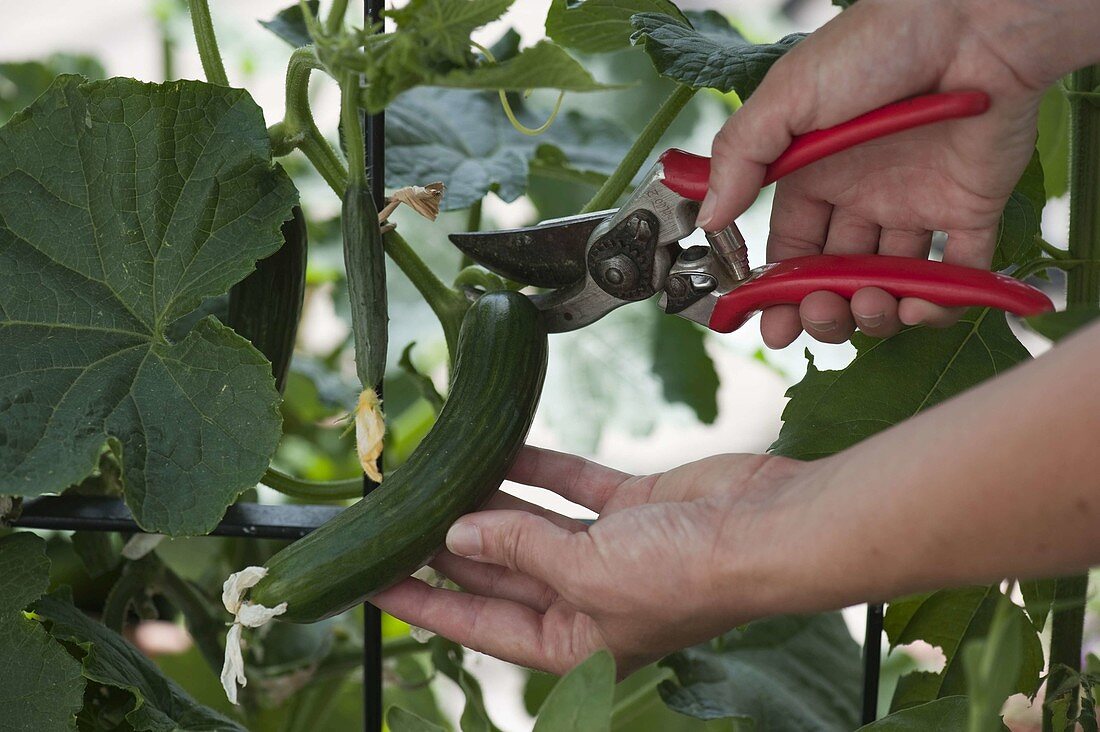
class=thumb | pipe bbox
[446,510,578,586]
[698,74,801,231]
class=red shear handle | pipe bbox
[660,91,991,202]
[708,255,1053,333]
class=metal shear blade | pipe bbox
[446,211,612,288]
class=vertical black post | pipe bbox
[362,4,385,732]
[861,602,884,725]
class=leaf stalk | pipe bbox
[186,0,229,87]
[581,84,696,213]
[383,230,468,358]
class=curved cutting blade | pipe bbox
[447,210,613,288]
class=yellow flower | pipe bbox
[355,388,385,483]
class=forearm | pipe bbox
[770,321,1100,614]
[966,0,1100,85]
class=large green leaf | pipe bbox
[259,1,320,48]
[429,637,502,732]
[652,316,718,424]
[0,54,104,124]
[361,0,515,112]
[35,591,246,732]
[962,595,1029,732]
[533,650,616,731]
[388,707,447,732]
[856,696,996,731]
[388,0,515,66]
[439,41,620,92]
[0,76,295,535]
[1019,576,1056,630]
[1036,83,1070,199]
[386,87,630,210]
[658,614,861,729]
[1025,307,1100,343]
[541,304,720,451]
[545,0,688,54]
[883,587,1042,712]
[770,310,1029,460]
[0,533,85,731]
[992,151,1045,271]
[630,11,804,99]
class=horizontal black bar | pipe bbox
[12,496,343,540]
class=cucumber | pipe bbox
[343,181,388,389]
[249,290,548,623]
[228,206,308,394]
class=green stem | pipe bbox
[186,0,228,86]
[283,678,349,732]
[1037,237,1069,259]
[460,200,483,268]
[341,72,367,187]
[262,467,362,501]
[325,0,350,35]
[102,556,160,633]
[466,200,483,233]
[610,673,669,718]
[1043,62,1100,732]
[160,22,175,82]
[155,562,225,675]
[275,47,348,196]
[384,230,468,357]
[1013,258,1086,281]
[581,84,696,213]
[453,266,507,292]
[384,635,429,658]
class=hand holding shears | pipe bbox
[449,92,1052,338]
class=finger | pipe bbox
[508,446,630,513]
[823,208,880,255]
[800,290,856,343]
[850,287,902,338]
[371,577,580,673]
[766,183,832,262]
[899,228,996,326]
[431,551,557,613]
[760,305,804,349]
[699,78,807,230]
[445,510,579,587]
[485,491,588,534]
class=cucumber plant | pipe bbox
[0,0,1094,730]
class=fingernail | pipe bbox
[804,318,837,333]
[856,313,884,328]
[446,522,482,557]
[696,193,716,229]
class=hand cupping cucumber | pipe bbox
[248,290,548,623]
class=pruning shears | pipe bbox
[449,92,1053,334]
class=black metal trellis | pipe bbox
[362,1,386,730]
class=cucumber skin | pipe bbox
[251,291,548,623]
[227,206,307,394]
[343,182,388,389]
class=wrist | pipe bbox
[717,452,908,621]
[960,0,1100,85]
[713,455,854,620]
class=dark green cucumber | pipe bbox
[250,291,548,623]
[227,205,308,394]
[343,181,388,388]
